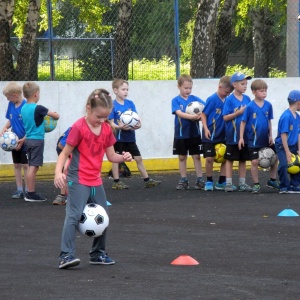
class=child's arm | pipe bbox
[54,143,74,189]
[223,105,246,121]
[175,109,201,121]
[238,121,246,149]
[106,145,133,163]
[281,133,292,164]
[1,120,11,135]
[201,113,210,139]
[47,110,60,120]
[108,119,135,131]
[268,120,274,145]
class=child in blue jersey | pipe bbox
[201,76,233,191]
[21,82,60,202]
[274,90,300,193]
[222,72,252,192]
[1,82,28,199]
[239,79,279,193]
[108,79,161,189]
[172,74,206,190]
[52,127,71,205]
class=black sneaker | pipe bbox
[24,192,47,202]
[90,254,115,265]
[59,255,81,269]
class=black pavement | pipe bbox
[1,171,300,300]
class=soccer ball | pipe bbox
[78,203,109,237]
[0,132,19,151]
[214,143,226,163]
[186,101,204,115]
[258,147,277,168]
[287,154,300,174]
[120,110,140,128]
[44,115,58,133]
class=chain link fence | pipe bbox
[3,0,300,81]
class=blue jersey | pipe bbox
[5,99,27,139]
[171,94,205,139]
[108,99,137,142]
[275,109,300,146]
[202,92,225,143]
[223,93,251,145]
[21,103,48,140]
[242,100,273,148]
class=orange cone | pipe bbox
[171,255,199,265]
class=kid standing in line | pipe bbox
[54,88,133,269]
[201,75,233,191]
[239,79,279,193]
[222,72,252,192]
[1,82,28,198]
[21,82,59,202]
[274,90,300,193]
[52,127,71,205]
[108,79,161,189]
[171,74,206,190]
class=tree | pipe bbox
[190,0,220,78]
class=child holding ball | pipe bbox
[108,79,161,190]
[54,88,133,269]
[171,74,206,190]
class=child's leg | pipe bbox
[112,163,120,180]
[22,163,28,192]
[134,156,148,178]
[205,156,214,178]
[14,163,23,190]
[269,157,278,179]
[238,160,247,178]
[250,159,259,183]
[178,155,188,178]
[192,154,203,178]
[225,160,233,181]
[26,166,39,192]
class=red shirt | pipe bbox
[66,117,116,186]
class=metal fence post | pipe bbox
[174,0,180,79]
[47,0,55,80]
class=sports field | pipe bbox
[1,171,300,300]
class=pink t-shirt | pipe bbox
[66,117,116,186]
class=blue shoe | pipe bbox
[12,190,24,199]
[90,254,115,265]
[279,188,289,194]
[215,182,237,191]
[266,180,280,190]
[59,255,80,269]
[204,181,214,191]
[288,186,300,193]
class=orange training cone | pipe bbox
[171,255,199,265]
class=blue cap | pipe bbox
[288,90,300,103]
[230,72,252,84]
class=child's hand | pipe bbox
[268,136,274,146]
[133,121,141,130]
[122,151,133,162]
[286,152,293,164]
[54,173,66,189]
[204,128,211,139]
[239,105,246,114]
[238,138,244,150]
[190,113,201,121]
[119,123,131,130]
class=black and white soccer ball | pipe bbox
[186,101,204,115]
[0,132,19,151]
[120,110,140,128]
[258,147,276,168]
[78,203,109,237]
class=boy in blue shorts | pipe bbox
[1,82,28,198]
[201,76,233,191]
[172,74,206,190]
[274,90,300,193]
[108,79,161,189]
[21,82,60,202]
[53,127,71,205]
[222,72,252,192]
[239,79,279,193]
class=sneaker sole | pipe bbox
[52,201,66,205]
[112,186,129,190]
[24,198,47,202]
[266,185,279,190]
[145,184,161,188]
[89,261,115,265]
[59,259,81,269]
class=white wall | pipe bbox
[0,78,300,164]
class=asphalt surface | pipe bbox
[1,171,300,300]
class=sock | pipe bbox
[17,186,23,192]
[196,177,203,182]
[270,178,276,181]
[226,178,232,184]
[181,177,188,182]
[114,179,120,183]
[207,176,213,182]
[218,176,226,184]
[254,182,259,185]
[239,178,245,185]
[144,177,150,182]
[60,194,66,196]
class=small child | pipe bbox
[1,82,28,198]
[274,90,300,193]
[108,79,161,189]
[52,127,71,205]
[21,82,59,202]
[54,88,133,269]
[222,72,252,192]
[171,74,206,190]
[201,76,234,191]
[239,79,279,193]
